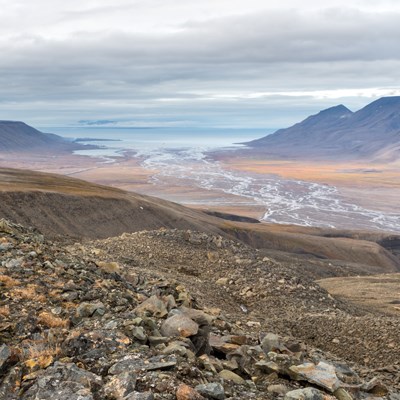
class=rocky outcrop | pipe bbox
[0,219,399,399]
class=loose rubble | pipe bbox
[0,219,399,399]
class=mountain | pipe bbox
[0,120,82,152]
[246,96,400,160]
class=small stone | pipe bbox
[361,377,388,396]
[104,371,137,399]
[268,384,289,395]
[161,314,199,338]
[0,345,15,373]
[285,388,325,400]
[96,261,121,274]
[134,295,168,318]
[261,332,284,353]
[131,327,147,342]
[195,382,225,400]
[109,356,177,375]
[218,370,245,385]
[176,384,205,400]
[162,343,188,357]
[216,278,228,286]
[333,388,353,400]
[209,335,240,354]
[76,302,105,318]
[124,392,154,400]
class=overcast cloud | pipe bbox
[1,0,400,128]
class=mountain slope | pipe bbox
[0,167,399,275]
[0,120,81,152]
[246,96,400,160]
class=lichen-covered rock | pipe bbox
[21,362,102,400]
[103,371,137,399]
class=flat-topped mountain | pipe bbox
[0,120,83,152]
[246,96,400,161]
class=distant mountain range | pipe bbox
[246,96,400,161]
[0,120,83,152]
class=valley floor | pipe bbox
[1,150,400,229]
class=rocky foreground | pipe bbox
[0,219,399,399]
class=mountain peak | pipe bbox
[244,96,400,160]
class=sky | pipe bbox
[1,0,400,130]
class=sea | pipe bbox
[46,127,400,233]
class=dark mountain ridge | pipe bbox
[0,120,87,152]
[246,96,400,160]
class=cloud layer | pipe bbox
[1,1,400,128]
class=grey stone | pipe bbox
[109,355,177,375]
[76,302,105,318]
[261,332,284,354]
[268,384,289,395]
[0,344,12,373]
[284,388,326,400]
[134,295,168,318]
[21,362,102,400]
[195,382,225,399]
[162,342,188,357]
[131,326,147,342]
[124,391,154,400]
[161,314,199,338]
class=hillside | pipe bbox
[0,121,85,152]
[0,167,399,276]
[1,219,400,399]
[246,96,400,161]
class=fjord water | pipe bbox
[48,127,400,233]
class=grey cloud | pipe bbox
[1,6,400,127]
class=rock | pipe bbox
[0,366,22,400]
[134,295,168,318]
[195,382,225,400]
[261,332,286,354]
[285,388,326,400]
[131,326,147,342]
[218,370,246,385]
[178,306,214,326]
[209,335,240,355]
[96,261,121,274]
[290,361,340,392]
[333,388,353,400]
[104,371,137,399]
[21,362,102,400]
[76,302,105,318]
[162,342,188,357]
[268,384,289,395]
[216,278,228,285]
[109,355,177,374]
[0,344,15,374]
[124,392,154,400]
[161,314,199,338]
[361,377,388,396]
[190,324,211,356]
[176,384,206,400]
